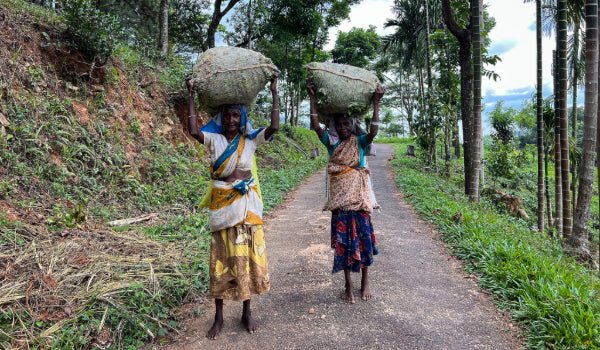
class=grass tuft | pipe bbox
[388,140,600,349]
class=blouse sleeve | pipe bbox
[201,131,213,148]
[253,128,269,146]
[357,133,370,150]
[320,131,330,146]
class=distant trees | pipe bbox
[331,26,380,68]
[226,0,359,126]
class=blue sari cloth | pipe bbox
[331,210,378,273]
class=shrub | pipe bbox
[62,0,123,61]
[486,143,520,180]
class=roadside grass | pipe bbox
[0,2,329,347]
[388,140,600,349]
[0,0,62,25]
[0,125,325,349]
[0,47,326,350]
[259,126,327,211]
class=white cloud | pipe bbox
[325,0,558,112]
[483,0,555,99]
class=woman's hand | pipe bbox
[186,78,195,94]
[186,77,204,144]
[306,79,316,98]
[265,76,280,140]
[306,78,323,139]
[367,85,384,144]
[373,85,385,105]
[270,76,278,94]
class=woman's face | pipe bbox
[222,107,241,133]
[334,115,353,140]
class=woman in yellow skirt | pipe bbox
[186,77,279,339]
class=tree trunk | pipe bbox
[458,40,473,197]
[571,24,580,212]
[425,0,436,165]
[445,115,452,175]
[202,0,240,51]
[443,37,453,170]
[554,51,564,233]
[469,0,482,203]
[245,0,254,49]
[570,0,598,264]
[407,109,414,136]
[544,142,554,228]
[295,84,300,126]
[158,0,169,59]
[442,0,473,197]
[284,44,289,124]
[453,110,461,158]
[288,87,295,126]
[417,64,425,117]
[598,4,600,272]
[558,0,573,237]
[536,0,545,232]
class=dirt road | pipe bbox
[160,144,521,350]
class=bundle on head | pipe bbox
[190,47,280,113]
[305,62,381,124]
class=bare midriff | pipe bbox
[222,169,252,183]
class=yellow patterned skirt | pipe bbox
[209,224,270,301]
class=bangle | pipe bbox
[310,113,318,116]
[370,121,379,126]
[188,115,196,119]
[272,108,279,111]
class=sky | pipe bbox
[325,0,561,130]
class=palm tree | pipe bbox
[558,0,573,237]
[424,0,434,164]
[570,0,597,264]
[554,51,563,233]
[569,22,583,211]
[525,0,585,233]
[470,0,482,203]
[442,0,474,199]
[542,98,555,228]
[536,0,545,232]
[384,0,440,165]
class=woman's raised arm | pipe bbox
[264,77,280,140]
[367,86,385,144]
[186,79,204,144]
[307,79,324,140]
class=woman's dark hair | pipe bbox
[219,104,242,113]
[330,112,350,122]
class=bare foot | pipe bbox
[342,269,355,304]
[206,317,223,340]
[361,286,374,301]
[340,287,355,304]
[242,314,258,334]
[361,267,373,301]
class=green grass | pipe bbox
[0,34,326,350]
[259,126,327,211]
[0,3,328,347]
[40,127,325,349]
[429,140,600,248]
[388,140,600,349]
[0,0,63,25]
[375,136,407,144]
